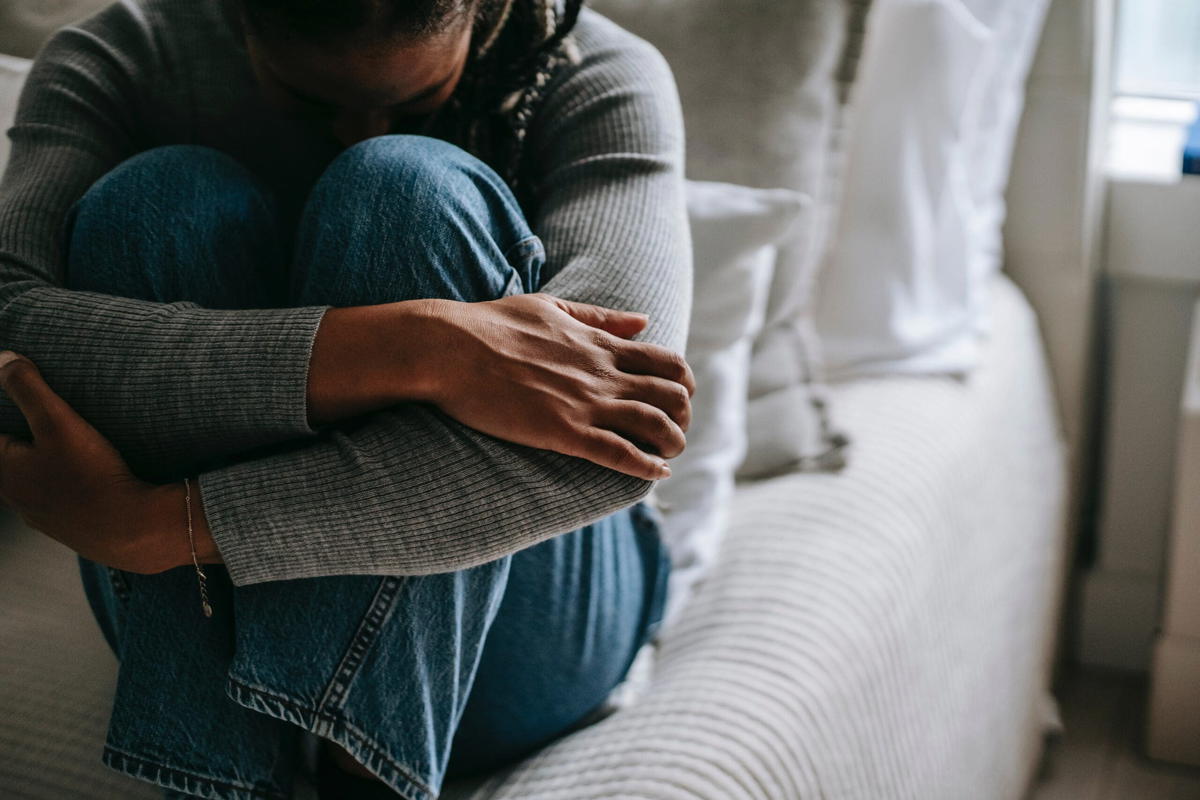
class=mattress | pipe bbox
[0,275,1067,800]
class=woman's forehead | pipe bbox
[248,24,471,110]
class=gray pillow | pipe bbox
[0,0,112,58]
[0,56,31,176]
[590,0,871,476]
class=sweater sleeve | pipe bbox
[0,17,328,476]
[196,25,693,585]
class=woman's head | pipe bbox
[241,0,487,145]
[239,0,583,191]
[241,0,479,44]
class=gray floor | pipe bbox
[0,516,158,798]
[1029,668,1200,800]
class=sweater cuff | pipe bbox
[196,467,263,586]
[201,303,328,442]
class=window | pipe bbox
[1115,0,1200,101]
[1108,0,1200,179]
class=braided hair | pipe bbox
[453,0,583,196]
[241,0,586,202]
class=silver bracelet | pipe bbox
[184,477,213,618]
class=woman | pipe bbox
[0,0,692,797]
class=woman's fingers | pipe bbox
[575,428,671,481]
[620,374,692,432]
[0,351,76,441]
[599,400,686,460]
[552,297,649,339]
[615,341,696,397]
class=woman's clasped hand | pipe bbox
[418,294,694,480]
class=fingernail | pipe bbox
[0,351,18,370]
[660,462,671,479]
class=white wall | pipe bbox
[1080,178,1200,670]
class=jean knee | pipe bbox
[67,145,282,305]
[292,135,541,307]
[70,145,271,241]
[321,135,501,197]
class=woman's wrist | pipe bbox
[306,300,451,426]
[142,481,221,572]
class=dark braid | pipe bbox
[427,0,585,200]
[439,0,586,202]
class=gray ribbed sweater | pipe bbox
[0,0,691,586]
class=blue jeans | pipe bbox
[68,137,670,800]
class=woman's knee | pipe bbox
[67,145,282,306]
[318,135,506,205]
[292,135,541,307]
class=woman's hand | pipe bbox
[311,294,695,481]
[421,294,694,480]
[0,351,191,574]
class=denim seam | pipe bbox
[501,267,524,297]
[221,575,431,800]
[630,503,672,647]
[501,234,544,270]
[103,744,288,800]
[317,576,405,713]
[226,676,434,800]
[107,567,131,603]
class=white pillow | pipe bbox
[816,0,1050,378]
[591,0,873,477]
[816,0,991,377]
[655,181,805,627]
[960,0,1052,336]
[0,55,32,179]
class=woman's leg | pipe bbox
[66,145,309,799]
[271,135,670,794]
[68,145,285,651]
[65,145,286,310]
[445,501,670,779]
[288,135,539,306]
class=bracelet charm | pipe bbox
[183,477,212,618]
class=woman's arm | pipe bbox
[1,11,691,584]
[186,22,693,585]
[1,14,687,485]
[0,19,345,477]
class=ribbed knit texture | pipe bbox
[0,1,691,586]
